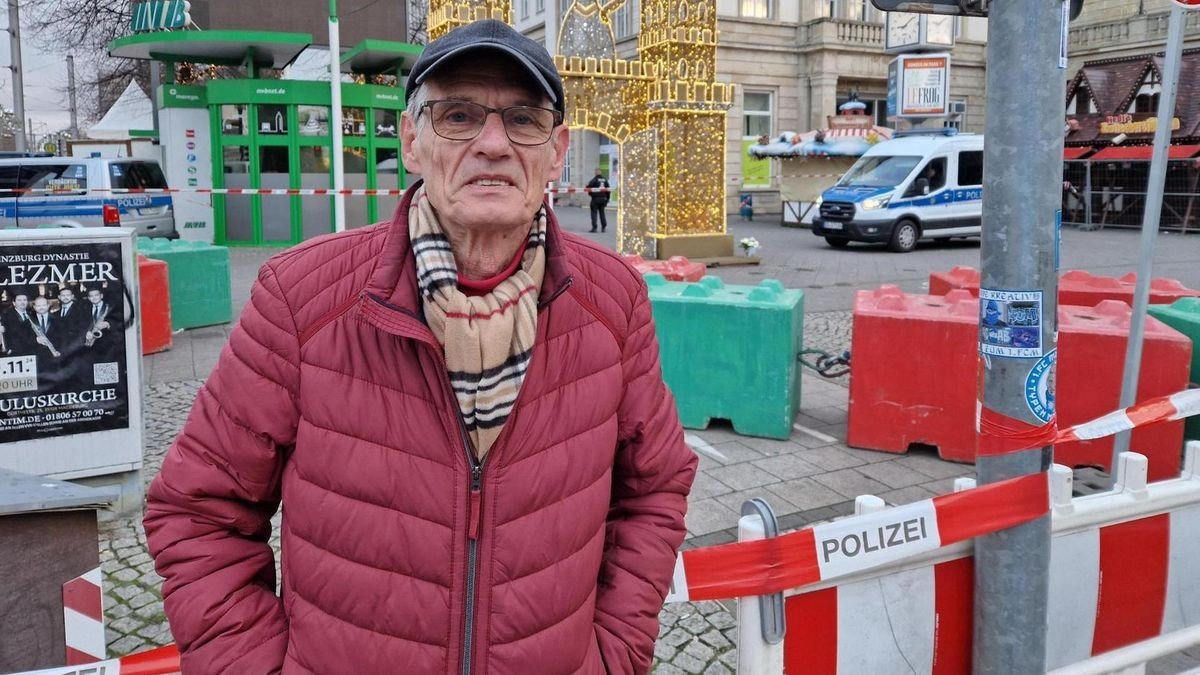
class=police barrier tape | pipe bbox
[753,446,1200,675]
[0,187,614,196]
[668,387,1200,604]
[9,644,180,675]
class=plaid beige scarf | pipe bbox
[409,187,546,459]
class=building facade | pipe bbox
[514,0,988,213]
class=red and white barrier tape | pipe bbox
[666,471,1049,603]
[0,186,614,196]
[670,386,1200,603]
[1055,388,1200,444]
[10,644,180,675]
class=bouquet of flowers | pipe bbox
[739,237,760,255]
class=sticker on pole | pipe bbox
[812,499,941,579]
[1025,349,1056,423]
[979,289,1044,358]
[1169,0,1200,8]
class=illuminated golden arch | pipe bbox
[430,0,734,257]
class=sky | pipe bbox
[0,20,78,142]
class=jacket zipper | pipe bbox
[363,281,575,675]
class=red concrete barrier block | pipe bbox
[928,267,1200,308]
[928,266,980,296]
[849,289,1191,480]
[621,254,707,282]
[848,285,979,461]
[138,255,172,355]
[1055,300,1190,482]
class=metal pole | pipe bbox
[66,54,79,139]
[150,60,162,136]
[1111,5,1186,473]
[7,0,26,152]
[973,0,1061,670]
[329,0,346,233]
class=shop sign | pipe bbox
[1100,114,1181,135]
[899,54,950,117]
[373,91,402,106]
[163,85,206,108]
[130,0,191,32]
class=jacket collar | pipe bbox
[365,180,572,315]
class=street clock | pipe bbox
[886,12,957,53]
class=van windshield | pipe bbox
[108,162,169,190]
[837,155,922,188]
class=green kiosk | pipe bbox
[108,31,422,246]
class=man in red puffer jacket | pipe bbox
[143,18,696,675]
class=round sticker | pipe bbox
[1025,349,1056,423]
[1170,0,1200,7]
[186,141,196,150]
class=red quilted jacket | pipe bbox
[144,184,697,675]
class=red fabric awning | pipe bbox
[1089,144,1200,161]
[1064,147,1093,160]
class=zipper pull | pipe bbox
[468,465,483,541]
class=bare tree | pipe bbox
[21,0,148,125]
[407,0,428,45]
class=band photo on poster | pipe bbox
[0,242,130,443]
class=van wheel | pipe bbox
[825,237,849,248]
[889,220,919,253]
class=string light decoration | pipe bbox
[429,0,734,257]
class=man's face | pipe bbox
[59,289,74,305]
[13,295,28,311]
[33,298,49,315]
[88,290,102,305]
[401,57,568,235]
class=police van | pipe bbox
[812,130,983,252]
[0,157,178,238]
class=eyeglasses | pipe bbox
[420,100,563,146]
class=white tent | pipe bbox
[87,80,155,140]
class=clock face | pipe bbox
[886,12,920,50]
[925,15,956,45]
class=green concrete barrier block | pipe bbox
[647,274,804,439]
[1149,297,1200,444]
[137,238,232,330]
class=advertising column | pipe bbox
[0,228,143,513]
[159,84,215,242]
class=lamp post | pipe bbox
[329,0,346,232]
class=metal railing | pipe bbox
[1062,158,1200,232]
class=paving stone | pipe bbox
[705,462,779,492]
[109,635,146,656]
[707,612,736,630]
[653,663,686,675]
[128,591,159,610]
[680,614,712,635]
[106,602,133,620]
[720,648,739,668]
[813,468,890,499]
[683,638,716,662]
[695,600,726,616]
[107,616,143,635]
[684,499,739,537]
[699,629,733,650]
[673,652,708,674]
[663,628,691,647]
[111,568,140,583]
[703,662,734,675]
[752,454,823,481]
[111,585,142,601]
[705,440,768,464]
[803,406,848,426]
[901,451,976,480]
[795,446,866,471]
[880,485,939,506]
[689,472,735,500]
[654,641,678,662]
[765,477,846,511]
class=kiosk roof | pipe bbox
[340,40,423,75]
[109,30,312,69]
